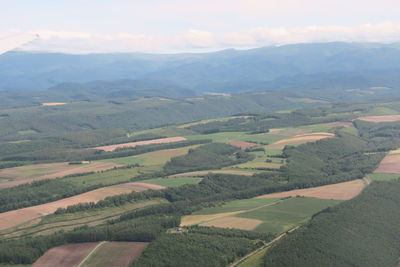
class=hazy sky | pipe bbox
[1,0,400,53]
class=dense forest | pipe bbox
[263,180,400,267]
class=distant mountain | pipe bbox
[1,42,400,95]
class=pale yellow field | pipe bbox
[256,179,368,200]
[94,137,186,152]
[267,132,335,149]
[200,217,262,230]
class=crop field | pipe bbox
[80,242,149,267]
[61,167,140,187]
[229,141,259,149]
[1,199,166,240]
[373,154,400,174]
[267,132,335,150]
[0,182,165,231]
[182,197,341,233]
[232,150,284,169]
[368,173,400,181]
[41,102,67,106]
[142,177,202,187]
[357,115,400,122]
[0,161,123,189]
[201,217,263,230]
[32,242,99,267]
[94,136,186,151]
[256,179,368,200]
[169,169,255,177]
[100,145,197,167]
[236,197,341,233]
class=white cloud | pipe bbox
[11,22,400,54]
[184,30,216,48]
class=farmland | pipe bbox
[266,132,335,150]
[0,199,166,240]
[255,179,369,200]
[182,197,342,233]
[32,241,148,267]
[0,99,399,266]
[32,242,99,267]
[373,154,400,174]
[357,114,400,122]
[0,161,123,189]
[94,136,186,151]
[0,182,165,231]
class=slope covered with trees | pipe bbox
[263,180,400,267]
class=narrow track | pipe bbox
[229,226,300,267]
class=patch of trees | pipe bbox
[162,143,254,174]
[263,180,400,267]
[0,179,103,213]
[2,139,211,162]
[131,232,260,267]
[186,108,356,134]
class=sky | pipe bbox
[1,0,400,53]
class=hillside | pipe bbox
[1,42,400,94]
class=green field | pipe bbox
[238,246,269,267]
[99,156,146,165]
[99,145,198,167]
[193,198,281,215]
[368,173,400,181]
[63,168,139,187]
[143,177,202,187]
[236,197,342,233]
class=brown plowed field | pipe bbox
[321,122,353,127]
[268,128,311,136]
[94,137,186,152]
[357,115,400,123]
[83,242,149,267]
[200,217,262,230]
[374,154,400,174]
[0,182,165,231]
[169,170,254,177]
[0,162,123,189]
[32,242,99,267]
[229,141,259,149]
[256,179,368,200]
[41,102,67,106]
[267,132,335,150]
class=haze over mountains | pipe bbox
[1,42,400,100]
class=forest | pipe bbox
[263,180,400,267]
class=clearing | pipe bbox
[0,182,165,231]
[255,179,369,200]
[0,161,123,189]
[94,136,186,151]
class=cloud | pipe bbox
[12,22,400,54]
